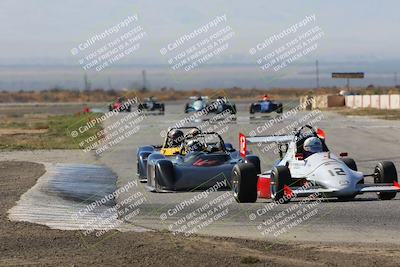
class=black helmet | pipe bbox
[168,129,184,147]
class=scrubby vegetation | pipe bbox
[2,86,399,103]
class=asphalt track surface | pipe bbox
[98,102,400,243]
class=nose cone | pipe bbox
[313,161,362,195]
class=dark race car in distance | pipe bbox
[249,95,283,114]
[184,96,236,115]
[138,96,165,114]
[207,96,236,115]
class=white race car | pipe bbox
[232,125,400,203]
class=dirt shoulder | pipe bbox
[1,161,399,267]
[332,107,400,120]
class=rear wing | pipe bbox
[246,135,293,144]
[189,96,209,100]
[239,133,293,157]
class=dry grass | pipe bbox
[335,107,400,120]
[0,113,103,150]
[3,86,399,103]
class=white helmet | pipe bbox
[303,137,323,153]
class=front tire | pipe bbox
[232,163,258,203]
[374,161,398,200]
[155,159,175,192]
[270,166,292,203]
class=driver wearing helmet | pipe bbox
[186,128,201,139]
[168,129,184,147]
[303,137,323,158]
[262,94,270,101]
[186,139,204,153]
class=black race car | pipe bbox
[184,96,236,115]
[138,97,165,113]
[208,96,236,115]
[137,128,260,192]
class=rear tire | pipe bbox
[245,156,261,175]
[270,166,292,203]
[230,104,237,115]
[374,161,398,200]
[276,104,283,114]
[232,163,258,203]
[249,104,255,114]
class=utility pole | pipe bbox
[83,73,91,90]
[141,70,147,92]
[316,60,320,89]
[108,77,112,90]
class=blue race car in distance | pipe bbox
[249,95,283,114]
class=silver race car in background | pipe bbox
[232,125,400,203]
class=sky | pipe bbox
[0,0,399,65]
[0,1,399,90]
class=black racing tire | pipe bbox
[374,161,398,200]
[342,158,357,171]
[127,105,132,112]
[276,104,283,114]
[249,104,255,114]
[342,157,363,184]
[232,163,258,203]
[270,166,292,203]
[184,103,189,113]
[108,105,113,112]
[230,104,237,115]
[160,104,165,112]
[245,156,261,175]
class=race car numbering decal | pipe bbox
[328,167,345,176]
